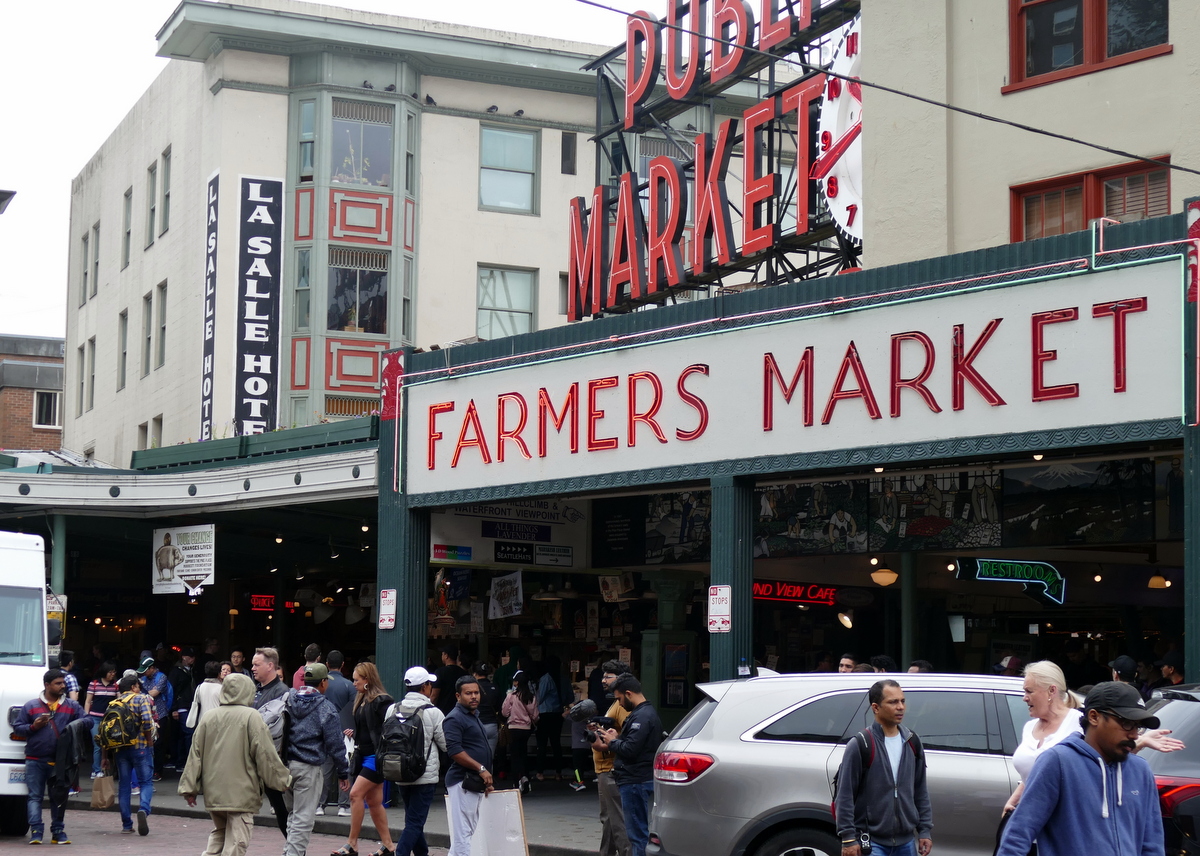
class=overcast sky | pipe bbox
[0,0,627,338]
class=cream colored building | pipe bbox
[65,0,603,464]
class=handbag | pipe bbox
[462,769,488,793]
[993,809,1037,856]
[91,774,115,809]
[498,723,510,748]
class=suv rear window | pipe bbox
[756,691,865,743]
[671,697,718,740]
[1141,698,1200,776]
[903,691,990,753]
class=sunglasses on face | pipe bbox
[1101,711,1141,732]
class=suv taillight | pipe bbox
[1157,776,1200,817]
[654,751,715,783]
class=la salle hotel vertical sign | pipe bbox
[200,173,219,440]
[235,178,283,434]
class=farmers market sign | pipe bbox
[956,558,1065,606]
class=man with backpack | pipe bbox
[100,674,157,835]
[382,666,447,856]
[282,663,348,856]
[834,680,933,856]
[252,646,291,836]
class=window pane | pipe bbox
[294,289,310,331]
[328,268,358,330]
[898,691,990,752]
[1104,178,1125,216]
[1044,190,1063,236]
[35,392,58,427]
[477,308,533,340]
[1063,185,1083,232]
[1148,169,1169,217]
[479,268,534,312]
[1025,0,1083,77]
[300,141,314,180]
[300,101,315,138]
[331,120,393,187]
[361,123,393,187]
[358,270,388,335]
[1023,195,1043,240]
[481,169,533,211]
[1125,173,1146,218]
[1107,0,1167,58]
[755,692,865,743]
[482,128,535,171]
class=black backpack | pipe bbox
[830,729,925,820]
[379,703,432,784]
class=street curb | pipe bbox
[64,795,595,856]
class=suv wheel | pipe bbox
[753,828,841,856]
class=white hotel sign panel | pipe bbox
[406,262,1183,496]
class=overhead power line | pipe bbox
[575,0,1200,178]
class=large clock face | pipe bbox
[813,15,863,243]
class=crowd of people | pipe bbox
[12,639,666,856]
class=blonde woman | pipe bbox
[1003,660,1182,815]
[333,663,395,856]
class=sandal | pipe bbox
[370,848,396,856]
[332,847,358,856]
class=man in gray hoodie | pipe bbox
[283,663,349,856]
[390,666,448,856]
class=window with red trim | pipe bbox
[1007,0,1168,91]
[1013,159,1170,241]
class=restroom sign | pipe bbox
[708,585,732,633]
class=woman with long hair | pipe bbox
[84,661,118,776]
[333,662,395,856]
[501,670,539,794]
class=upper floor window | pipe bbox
[477,266,535,339]
[91,223,100,295]
[331,99,393,187]
[405,111,418,194]
[1008,0,1169,91]
[146,163,157,247]
[33,391,61,429]
[155,281,168,368]
[298,101,315,182]
[480,126,539,215]
[80,234,89,306]
[160,148,172,234]
[328,248,388,335]
[122,189,133,268]
[1013,158,1169,241]
[294,249,311,332]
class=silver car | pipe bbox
[649,672,1028,856]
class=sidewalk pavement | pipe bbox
[67,772,603,856]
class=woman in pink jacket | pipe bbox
[501,671,539,794]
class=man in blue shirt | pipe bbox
[442,675,494,856]
[137,656,171,780]
[318,650,355,818]
[14,670,85,844]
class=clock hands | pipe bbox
[809,119,861,181]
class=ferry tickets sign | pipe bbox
[406,262,1182,496]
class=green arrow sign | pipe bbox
[956,558,1066,606]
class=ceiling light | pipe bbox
[1094,574,1102,582]
[1148,573,1168,589]
[269,567,277,574]
[870,566,898,587]
[361,519,370,532]
[946,563,956,572]
[228,608,239,616]
[1166,580,1173,587]
[532,585,563,602]
[838,610,854,629]
[1033,454,1044,461]
[336,587,344,593]
[869,556,879,566]
[329,540,340,559]
[295,569,304,581]
[275,534,283,544]
[796,604,809,611]
[873,467,884,473]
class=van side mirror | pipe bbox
[46,618,61,647]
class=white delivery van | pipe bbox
[0,531,58,836]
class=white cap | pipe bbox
[405,666,435,687]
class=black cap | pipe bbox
[1083,682,1160,729]
[181,646,196,657]
[1108,655,1138,681]
[1155,651,1185,671]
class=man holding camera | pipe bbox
[595,675,663,856]
[588,659,632,856]
[834,680,932,856]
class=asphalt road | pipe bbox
[18,809,450,855]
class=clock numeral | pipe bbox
[845,204,858,226]
[821,130,832,152]
[846,32,860,57]
[827,77,842,99]
[826,176,839,199]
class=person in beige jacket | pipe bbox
[178,673,293,856]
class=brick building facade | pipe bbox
[0,335,64,450]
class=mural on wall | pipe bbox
[753,480,869,558]
[868,471,1002,552]
[1003,458,1154,547]
[1156,455,1185,540]
[592,492,712,567]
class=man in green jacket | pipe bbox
[178,673,292,856]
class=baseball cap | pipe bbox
[1155,651,1185,671]
[1083,682,1160,729]
[303,663,329,683]
[137,657,155,675]
[404,666,434,687]
[180,646,196,657]
[1108,655,1138,681]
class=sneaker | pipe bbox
[90,773,99,780]
[137,810,149,836]
[337,807,351,818]
[50,833,70,845]
[131,787,140,795]
[315,806,325,816]
[151,774,163,783]
[120,829,133,835]
[28,836,41,845]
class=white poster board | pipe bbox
[152,524,215,595]
[446,789,529,856]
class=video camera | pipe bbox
[566,699,618,743]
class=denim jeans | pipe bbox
[618,781,654,856]
[116,745,154,829]
[396,783,437,856]
[25,758,67,838]
[871,840,917,856]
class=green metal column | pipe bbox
[900,552,916,670]
[709,475,755,681]
[376,385,429,693]
[50,515,66,594]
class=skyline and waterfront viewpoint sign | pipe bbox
[234,177,283,434]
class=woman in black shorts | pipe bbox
[333,662,395,856]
